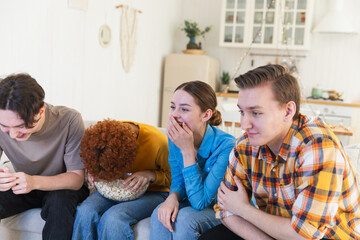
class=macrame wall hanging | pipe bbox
[116,4,142,73]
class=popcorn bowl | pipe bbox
[94,178,149,201]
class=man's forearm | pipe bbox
[221,215,273,240]
[32,170,85,191]
[236,204,307,240]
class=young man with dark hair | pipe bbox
[200,64,360,239]
[0,73,89,240]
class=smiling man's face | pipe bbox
[0,108,44,141]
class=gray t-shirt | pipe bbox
[0,103,85,176]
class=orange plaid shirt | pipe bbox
[214,115,360,239]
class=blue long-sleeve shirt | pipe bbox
[169,125,236,210]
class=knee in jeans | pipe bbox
[76,202,97,217]
[101,209,126,225]
[175,210,200,232]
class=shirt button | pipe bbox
[272,168,276,172]
[273,193,277,197]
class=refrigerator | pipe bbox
[160,53,220,127]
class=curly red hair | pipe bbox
[80,119,139,181]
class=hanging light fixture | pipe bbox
[313,0,358,34]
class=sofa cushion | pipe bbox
[1,208,151,239]
[1,209,45,233]
[134,216,150,239]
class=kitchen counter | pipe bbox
[328,125,355,136]
[216,92,360,108]
[221,121,354,136]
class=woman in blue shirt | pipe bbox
[150,81,236,239]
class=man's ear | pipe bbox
[39,105,46,116]
[284,101,296,121]
[202,109,213,122]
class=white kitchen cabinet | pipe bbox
[219,0,314,50]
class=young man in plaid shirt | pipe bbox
[200,64,360,240]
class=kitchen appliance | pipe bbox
[311,87,324,98]
[160,53,219,127]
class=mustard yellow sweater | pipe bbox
[124,121,171,192]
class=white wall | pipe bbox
[178,0,360,102]
[0,0,182,126]
[1,0,359,127]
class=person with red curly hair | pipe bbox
[72,119,171,240]
[150,81,236,239]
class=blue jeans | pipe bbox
[72,191,168,240]
[150,201,221,240]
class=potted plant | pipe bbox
[181,20,212,50]
[220,71,230,92]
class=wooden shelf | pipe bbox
[182,49,205,55]
[216,92,238,98]
[216,92,360,108]
[302,99,360,108]
[223,122,354,136]
[223,121,241,128]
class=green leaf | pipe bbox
[180,20,212,40]
[221,71,230,85]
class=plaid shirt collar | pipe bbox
[258,115,306,165]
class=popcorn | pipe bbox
[95,179,149,201]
